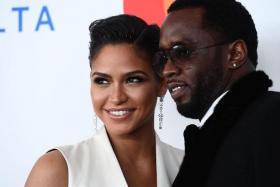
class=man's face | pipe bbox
[159,7,230,119]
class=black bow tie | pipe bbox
[184,124,200,153]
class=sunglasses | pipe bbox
[153,40,229,74]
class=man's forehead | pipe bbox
[163,7,205,26]
[159,23,205,48]
[160,8,206,47]
[159,31,187,47]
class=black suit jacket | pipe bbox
[173,71,280,187]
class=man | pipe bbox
[157,0,280,186]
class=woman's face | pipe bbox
[90,43,165,137]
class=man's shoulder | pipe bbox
[240,90,280,124]
[256,90,280,107]
[266,90,280,98]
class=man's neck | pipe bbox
[198,91,228,128]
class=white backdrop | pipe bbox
[1,0,280,186]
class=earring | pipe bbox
[93,113,98,130]
[232,63,237,68]
[158,97,164,129]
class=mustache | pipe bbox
[167,78,186,84]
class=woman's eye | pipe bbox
[93,77,109,85]
[126,76,144,84]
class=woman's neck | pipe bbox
[113,130,154,155]
[107,124,157,187]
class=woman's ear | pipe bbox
[227,39,248,69]
[158,77,167,97]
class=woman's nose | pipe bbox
[109,84,128,105]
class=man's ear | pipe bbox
[227,39,248,69]
[158,77,167,97]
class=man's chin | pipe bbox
[176,101,202,119]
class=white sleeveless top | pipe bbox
[56,127,184,187]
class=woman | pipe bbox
[25,14,183,187]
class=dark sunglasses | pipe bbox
[153,40,229,74]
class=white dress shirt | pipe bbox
[198,91,228,128]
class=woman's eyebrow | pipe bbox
[125,70,149,77]
[90,72,111,78]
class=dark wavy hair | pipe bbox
[168,0,258,67]
[88,14,160,77]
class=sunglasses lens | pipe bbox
[152,45,192,75]
[153,51,167,75]
[170,45,192,63]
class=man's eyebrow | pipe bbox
[159,41,186,51]
[170,41,186,46]
[160,38,195,50]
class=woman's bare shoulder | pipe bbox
[24,150,68,187]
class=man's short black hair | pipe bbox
[168,0,258,67]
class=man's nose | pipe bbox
[162,59,179,79]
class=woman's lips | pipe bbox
[105,108,135,120]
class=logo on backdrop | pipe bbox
[123,0,174,25]
[0,4,54,33]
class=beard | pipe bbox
[177,56,226,120]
